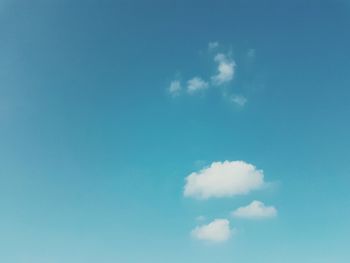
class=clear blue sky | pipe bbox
[1,0,350,262]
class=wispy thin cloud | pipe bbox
[168,80,182,96]
[230,95,247,107]
[167,43,251,109]
[208,41,219,50]
[187,77,209,94]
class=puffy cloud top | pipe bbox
[191,219,232,243]
[211,53,236,85]
[232,200,277,219]
[184,161,264,199]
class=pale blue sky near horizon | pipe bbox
[1,0,350,262]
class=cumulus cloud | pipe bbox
[187,77,209,94]
[232,200,277,219]
[168,80,182,96]
[184,161,264,199]
[211,53,236,85]
[191,219,233,243]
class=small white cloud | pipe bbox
[230,95,247,106]
[211,53,236,86]
[191,219,233,243]
[208,41,219,50]
[184,161,265,199]
[168,80,182,96]
[232,200,277,219]
[187,77,209,94]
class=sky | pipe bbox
[1,0,350,262]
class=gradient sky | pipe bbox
[1,0,350,262]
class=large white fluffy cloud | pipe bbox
[191,219,232,242]
[184,161,264,199]
[211,53,236,85]
[232,200,277,219]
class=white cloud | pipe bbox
[230,95,247,106]
[187,77,209,94]
[184,161,265,199]
[168,80,182,96]
[211,53,236,85]
[191,219,233,243]
[208,41,219,50]
[232,200,277,219]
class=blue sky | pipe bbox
[1,0,350,262]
